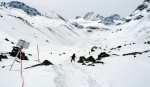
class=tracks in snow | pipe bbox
[52,60,101,87]
[52,65,67,87]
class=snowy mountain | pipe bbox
[99,14,124,25]
[0,2,83,50]
[0,1,41,16]
[84,12,104,21]
[45,11,67,22]
[125,0,150,22]
[0,1,150,87]
[70,12,124,29]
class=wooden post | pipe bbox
[37,45,40,63]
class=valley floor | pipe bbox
[0,51,150,87]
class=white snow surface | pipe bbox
[0,2,150,87]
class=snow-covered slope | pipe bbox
[45,11,67,22]
[125,0,150,23]
[0,2,84,54]
[0,1,150,87]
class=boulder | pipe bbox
[24,60,53,69]
[18,52,28,60]
[0,54,8,59]
[77,56,86,63]
[91,46,97,52]
[97,52,110,60]
[10,46,19,57]
[41,60,53,65]
[10,46,28,60]
[86,56,96,63]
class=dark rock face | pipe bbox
[117,46,122,49]
[5,38,9,41]
[77,55,105,66]
[76,16,81,19]
[123,50,150,57]
[86,56,96,63]
[144,41,150,44]
[1,1,41,16]
[92,14,104,21]
[77,56,86,63]
[42,60,53,65]
[10,46,28,60]
[134,15,144,20]
[86,26,99,29]
[135,3,148,11]
[123,52,142,57]
[10,47,19,57]
[0,54,8,59]
[71,22,84,29]
[24,60,53,69]
[100,14,124,25]
[87,30,93,32]
[101,17,114,25]
[97,52,110,60]
[18,52,28,60]
[147,8,150,12]
[110,45,123,51]
[91,46,97,52]
[125,19,132,22]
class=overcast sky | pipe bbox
[1,0,144,19]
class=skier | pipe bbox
[70,53,76,62]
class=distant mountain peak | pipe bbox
[45,11,67,22]
[84,12,94,20]
[84,12,104,21]
[107,14,123,20]
[0,1,41,16]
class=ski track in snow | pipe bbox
[71,63,100,87]
[52,65,67,87]
[52,60,101,87]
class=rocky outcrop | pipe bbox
[84,12,104,21]
[45,11,66,22]
[1,1,41,16]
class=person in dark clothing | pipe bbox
[70,53,76,62]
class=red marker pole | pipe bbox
[19,48,24,87]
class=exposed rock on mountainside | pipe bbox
[76,16,82,19]
[100,14,124,25]
[84,12,104,21]
[71,22,84,29]
[83,12,124,25]
[0,1,41,16]
[45,11,67,22]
